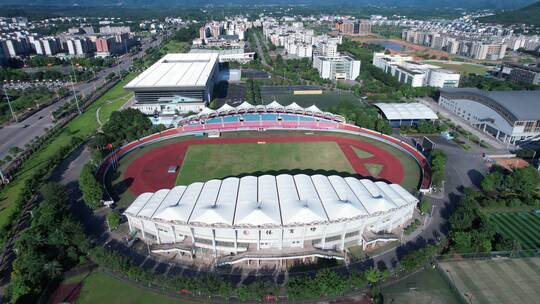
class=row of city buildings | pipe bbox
[191,17,257,64]
[262,21,360,81]
[0,15,144,65]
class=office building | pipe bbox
[313,55,361,80]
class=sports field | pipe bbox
[53,271,183,304]
[488,212,540,250]
[438,257,540,304]
[176,141,355,185]
[382,268,460,304]
[109,130,423,208]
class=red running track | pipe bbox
[123,136,405,195]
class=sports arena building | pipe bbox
[124,53,219,115]
[124,174,417,264]
[439,88,540,144]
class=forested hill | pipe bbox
[0,0,536,9]
[480,1,540,25]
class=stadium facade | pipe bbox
[124,175,417,262]
[438,88,540,144]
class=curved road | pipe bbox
[47,131,488,287]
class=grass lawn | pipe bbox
[162,40,189,53]
[353,147,374,159]
[488,211,540,250]
[61,271,184,304]
[0,74,136,227]
[423,61,490,75]
[176,141,355,185]
[364,163,384,177]
[382,268,460,304]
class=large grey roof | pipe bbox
[440,88,540,122]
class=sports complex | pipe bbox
[101,101,431,266]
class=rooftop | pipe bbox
[125,174,417,227]
[374,102,438,121]
[124,53,219,90]
[440,88,540,121]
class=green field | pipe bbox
[260,91,362,109]
[423,61,490,75]
[489,212,540,250]
[61,271,183,304]
[382,268,460,304]
[162,40,189,53]
[176,141,355,185]
[438,257,540,304]
[109,130,422,207]
[0,74,136,227]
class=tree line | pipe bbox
[448,165,540,255]
[8,183,89,303]
[327,101,392,134]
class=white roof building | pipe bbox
[124,53,219,105]
[127,174,418,226]
[125,174,417,260]
[374,102,438,122]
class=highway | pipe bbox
[0,35,161,161]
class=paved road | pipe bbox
[252,31,270,67]
[369,134,488,270]
[0,36,161,161]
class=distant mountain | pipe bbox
[0,0,537,9]
[480,1,540,25]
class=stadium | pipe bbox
[101,101,431,266]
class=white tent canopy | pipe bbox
[127,175,418,227]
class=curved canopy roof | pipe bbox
[126,175,418,227]
[181,101,346,123]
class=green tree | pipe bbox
[364,267,382,285]
[107,211,121,230]
[481,171,504,192]
[8,146,21,155]
[418,197,430,214]
[79,163,104,209]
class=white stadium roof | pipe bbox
[124,53,219,89]
[179,101,346,123]
[125,175,418,227]
[374,103,438,121]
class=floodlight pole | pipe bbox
[69,75,82,114]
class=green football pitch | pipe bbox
[176,141,356,185]
[489,212,540,250]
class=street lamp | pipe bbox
[2,82,17,122]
